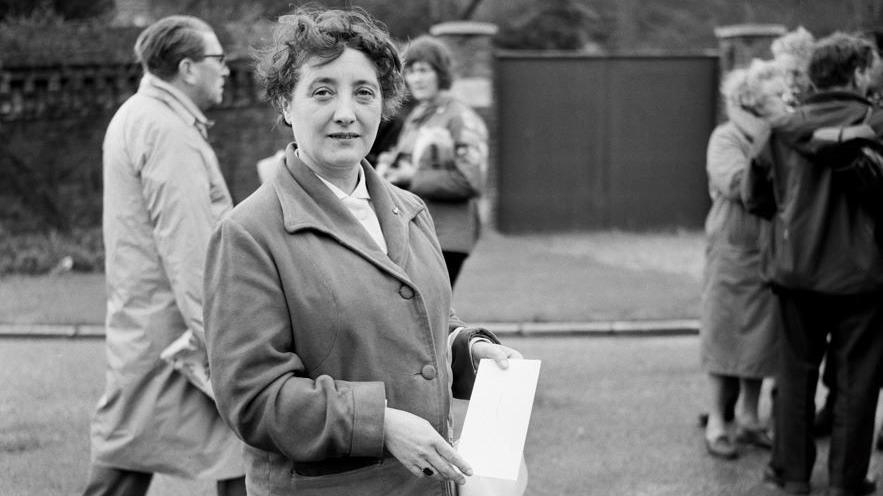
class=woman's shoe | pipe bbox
[705,435,738,460]
[736,426,773,449]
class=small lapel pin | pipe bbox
[392,207,400,215]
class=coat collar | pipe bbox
[138,74,214,138]
[272,143,424,274]
[803,90,872,107]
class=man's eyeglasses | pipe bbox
[201,53,226,65]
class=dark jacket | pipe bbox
[743,91,883,294]
[204,145,494,496]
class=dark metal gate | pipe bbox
[495,53,717,232]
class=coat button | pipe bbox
[398,285,414,299]
[421,364,437,380]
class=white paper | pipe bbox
[457,359,541,480]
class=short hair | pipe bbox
[256,7,405,120]
[134,15,214,81]
[722,59,788,118]
[402,35,454,91]
[808,32,876,90]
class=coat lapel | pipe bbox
[272,144,423,282]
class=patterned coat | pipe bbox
[392,91,488,254]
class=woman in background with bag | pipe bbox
[376,35,488,288]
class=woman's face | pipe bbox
[283,47,382,172]
[404,61,440,102]
[758,79,791,119]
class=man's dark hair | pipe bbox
[808,32,876,90]
[134,15,214,80]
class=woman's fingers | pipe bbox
[472,342,524,369]
[384,407,472,483]
[432,439,473,481]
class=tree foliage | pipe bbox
[495,0,599,50]
[0,0,113,22]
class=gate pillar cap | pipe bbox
[430,21,498,37]
[714,24,786,40]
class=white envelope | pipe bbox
[457,359,541,481]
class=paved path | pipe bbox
[4,336,882,496]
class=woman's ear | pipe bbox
[280,100,292,126]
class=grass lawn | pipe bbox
[0,229,703,325]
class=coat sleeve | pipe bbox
[138,125,216,345]
[204,218,387,461]
[706,126,749,202]
[408,109,488,201]
[448,324,500,400]
[741,141,777,220]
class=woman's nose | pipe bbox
[333,96,356,124]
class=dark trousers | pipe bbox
[82,465,246,496]
[770,288,883,488]
[443,251,469,288]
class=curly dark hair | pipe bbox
[255,7,405,121]
[402,35,454,91]
[808,32,876,90]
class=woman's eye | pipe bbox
[313,88,333,98]
[356,87,377,100]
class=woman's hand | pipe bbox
[383,407,472,484]
[471,341,523,370]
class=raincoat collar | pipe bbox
[273,143,423,273]
[139,73,213,137]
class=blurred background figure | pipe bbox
[83,15,244,496]
[771,26,816,104]
[813,27,883,446]
[700,59,790,460]
[744,32,883,496]
[376,35,489,288]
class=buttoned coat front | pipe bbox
[204,146,483,496]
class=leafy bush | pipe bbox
[0,227,104,275]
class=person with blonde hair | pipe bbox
[700,59,790,460]
[771,26,816,103]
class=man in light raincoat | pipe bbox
[82,15,244,496]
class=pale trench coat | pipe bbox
[92,74,243,478]
[700,121,779,378]
[204,146,493,496]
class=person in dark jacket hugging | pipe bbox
[743,32,883,496]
